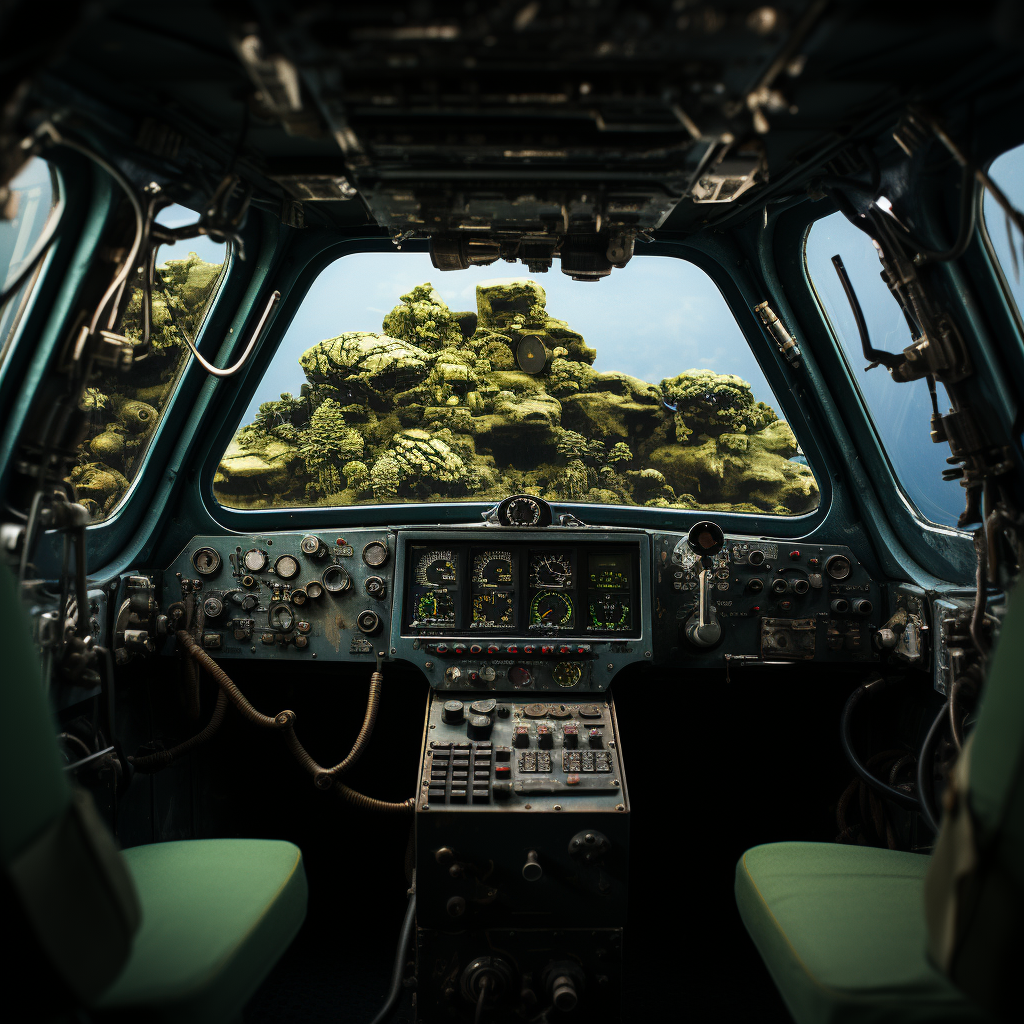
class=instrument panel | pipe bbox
[157,523,885,688]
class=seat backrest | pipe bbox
[0,562,140,1006]
[925,585,1024,1020]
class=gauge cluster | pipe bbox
[402,542,639,640]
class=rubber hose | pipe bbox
[949,676,964,750]
[368,888,417,1024]
[176,631,292,729]
[129,689,228,770]
[840,679,921,811]
[335,783,415,814]
[916,702,949,835]
[282,672,382,786]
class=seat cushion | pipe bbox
[735,842,991,1024]
[95,839,307,1024]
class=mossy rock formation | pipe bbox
[215,278,819,515]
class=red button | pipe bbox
[541,645,555,655]
[789,550,801,560]
[495,765,511,779]
[559,645,572,655]
[470,644,482,654]
[523,645,535,654]
[487,645,500,654]
[435,644,448,654]
[576,646,587,655]
[506,645,518,654]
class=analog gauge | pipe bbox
[362,541,389,567]
[274,554,300,580]
[553,663,582,688]
[589,594,630,631]
[321,564,352,594]
[505,495,542,525]
[529,553,573,589]
[305,581,323,600]
[243,549,267,573]
[416,550,457,587]
[415,589,455,625]
[291,589,307,606]
[472,591,514,627]
[825,554,852,581]
[191,547,221,575]
[268,602,295,633]
[529,591,574,628]
[472,550,514,588]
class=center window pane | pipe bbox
[215,253,819,516]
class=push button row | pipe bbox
[425,642,592,657]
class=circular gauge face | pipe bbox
[291,589,307,606]
[504,495,542,526]
[472,550,514,588]
[472,591,514,627]
[825,554,852,581]
[529,590,574,628]
[321,564,352,593]
[553,663,582,688]
[243,549,267,573]
[415,589,455,625]
[268,602,295,633]
[274,554,300,579]
[530,553,573,589]
[362,541,389,567]
[589,595,630,631]
[416,550,457,587]
[305,581,324,600]
[192,547,221,575]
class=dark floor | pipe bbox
[120,655,915,1023]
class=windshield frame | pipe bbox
[199,234,834,536]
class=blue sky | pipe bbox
[239,252,777,424]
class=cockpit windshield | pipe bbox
[215,253,819,516]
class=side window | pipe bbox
[982,141,1024,322]
[805,213,962,528]
[215,253,820,517]
[67,205,230,521]
[0,157,61,370]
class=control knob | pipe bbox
[563,725,579,749]
[514,726,530,748]
[442,700,465,725]
[537,725,553,749]
[364,576,386,599]
[467,714,493,740]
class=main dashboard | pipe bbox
[154,514,896,692]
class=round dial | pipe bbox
[305,581,324,600]
[416,550,457,587]
[826,554,852,580]
[553,663,582,688]
[529,591,574,627]
[589,594,630,631]
[362,541,389,567]
[505,495,542,525]
[321,564,352,593]
[291,589,307,606]
[192,547,221,575]
[300,535,323,556]
[268,602,295,633]
[416,589,455,625]
[274,554,300,580]
[530,553,573,589]
[472,591,514,627]
[243,549,267,573]
[472,551,513,588]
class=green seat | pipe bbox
[97,839,307,1023]
[735,842,988,1023]
[0,563,307,1020]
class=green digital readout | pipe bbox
[588,552,630,590]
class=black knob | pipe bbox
[537,725,553,749]
[792,578,810,595]
[747,578,763,593]
[356,609,381,635]
[442,700,465,725]
[467,714,492,740]
[364,576,386,598]
[514,726,530,748]
[771,578,790,595]
[852,598,873,615]
[522,850,542,881]
[747,549,765,566]
[831,598,850,614]
[563,725,579,749]
[240,594,259,612]
[588,728,603,748]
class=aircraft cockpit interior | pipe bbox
[3,2,1024,1021]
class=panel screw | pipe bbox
[615,803,625,811]
[553,804,562,811]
